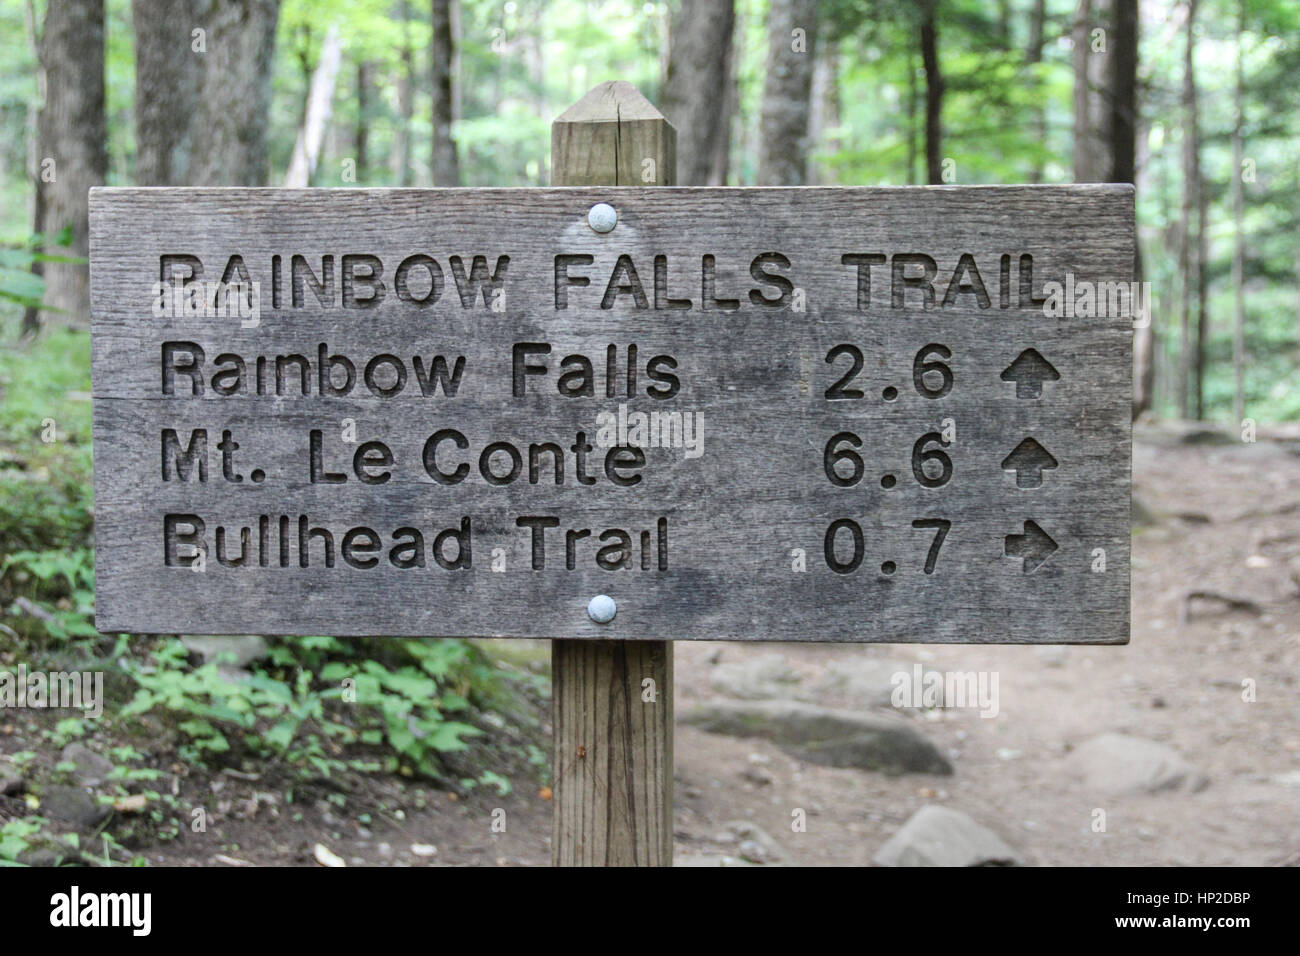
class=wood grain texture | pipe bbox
[551,639,673,865]
[550,83,674,868]
[89,183,1134,644]
[552,81,676,186]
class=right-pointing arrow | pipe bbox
[1000,348,1060,399]
[1000,437,1059,488]
[1004,520,1059,573]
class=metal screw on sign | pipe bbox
[587,202,618,233]
[587,594,617,623]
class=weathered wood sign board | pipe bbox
[90,185,1133,643]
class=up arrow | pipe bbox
[1000,348,1060,399]
[1004,520,1059,573]
[1000,437,1059,488]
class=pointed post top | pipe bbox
[551,81,676,186]
[554,81,669,125]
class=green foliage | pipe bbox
[2,549,98,642]
[0,250,43,311]
[0,817,47,865]
[0,228,82,310]
[0,815,145,867]
[120,636,484,782]
[0,329,94,555]
[0,333,513,799]
[464,768,512,796]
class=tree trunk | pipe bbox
[1072,0,1093,179]
[431,0,460,186]
[391,0,413,187]
[1026,0,1046,182]
[133,0,201,186]
[710,9,739,186]
[1191,5,1208,421]
[285,24,342,187]
[1070,1,1144,414]
[919,0,943,184]
[757,0,817,186]
[1178,0,1200,420]
[21,0,41,335]
[355,60,371,181]
[1231,0,1246,425]
[30,0,106,332]
[529,2,546,184]
[451,0,462,131]
[661,0,735,186]
[1106,0,1144,416]
[1073,0,1121,183]
[1156,145,1175,413]
[808,39,840,185]
[1194,186,1209,420]
[1027,0,1045,59]
[996,0,1012,48]
[905,49,918,184]
[1108,0,1138,185]
[189,0,281,186]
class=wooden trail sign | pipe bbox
[90,80,1133,869]
[89,183,1134,645]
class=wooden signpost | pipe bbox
[549,83,675,866]
[89,82,1134,867]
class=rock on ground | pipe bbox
[182,635,270,670]
[683,699,952,775]
[709,653,804,700]
[714,820,787,863]
[38,785,111,830]
[813,658,912,708]
[1066,733,1208,794]
[874,805,1020,867]
[17,839,84,867]
[60,742,113,787]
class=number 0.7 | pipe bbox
[824,518,952,574]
